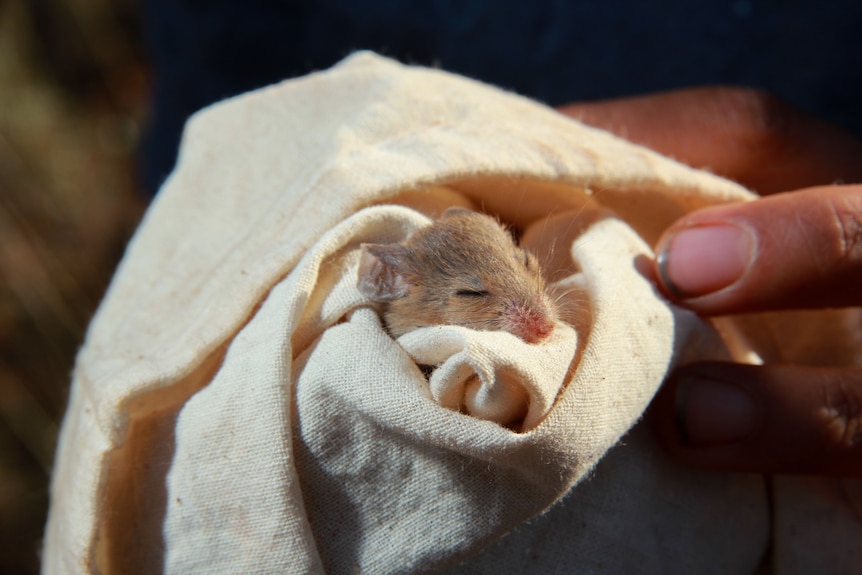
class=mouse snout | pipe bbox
[503,297,556,344]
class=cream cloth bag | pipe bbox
[43,53,862,574]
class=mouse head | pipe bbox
[358,208,557,343]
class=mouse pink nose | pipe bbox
[504,300,555,344]
[517,313,554,343]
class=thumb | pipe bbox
[655,362,862,476]
[654,185,862,315]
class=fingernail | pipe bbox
[676,378,759,445]
[657,224,754,298]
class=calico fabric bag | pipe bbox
[43,53,862,574]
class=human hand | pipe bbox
[559,88,862,476]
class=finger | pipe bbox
[654,185,862,314]
[559,87,862,194]
[655,362,862,476]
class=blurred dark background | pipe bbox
[2,1,861,573]
[142,0,862,196]
[1,0,146,572]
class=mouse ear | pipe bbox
[357,244,412,302]
[440,207,474,220]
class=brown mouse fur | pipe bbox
[358,208,557,343]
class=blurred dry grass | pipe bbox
[0,0,148,571]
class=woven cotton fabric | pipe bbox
[43,53,862,575]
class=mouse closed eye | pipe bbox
[357,208,558,343]
[455,289,489,298]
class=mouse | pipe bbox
[357,208,558,344]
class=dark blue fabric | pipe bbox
[142,0,862,196]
